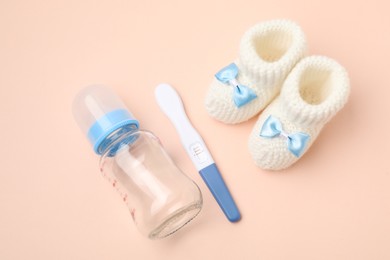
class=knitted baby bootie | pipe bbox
[248,56,350,170]
[205,19,307,124]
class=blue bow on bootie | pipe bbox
[260,115,310,157]
[215,63,257,108]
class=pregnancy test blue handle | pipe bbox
[199,163,241,222]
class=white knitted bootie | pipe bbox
[205,20,307,124]
[248,56,350,170]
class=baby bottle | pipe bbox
[72,85,203,239]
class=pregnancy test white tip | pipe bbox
[155,84,184,117]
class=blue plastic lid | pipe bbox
[72,85,139,155]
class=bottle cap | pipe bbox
[72,85,139,154]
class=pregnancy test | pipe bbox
[155,83,241,222]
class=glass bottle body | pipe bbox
[99,129,202,239]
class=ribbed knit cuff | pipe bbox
[238,19,307,89]
[280,56,350,127]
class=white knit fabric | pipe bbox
[205,20,307,124]
[248,56,350,170]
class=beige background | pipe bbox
[1,0,389,259]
